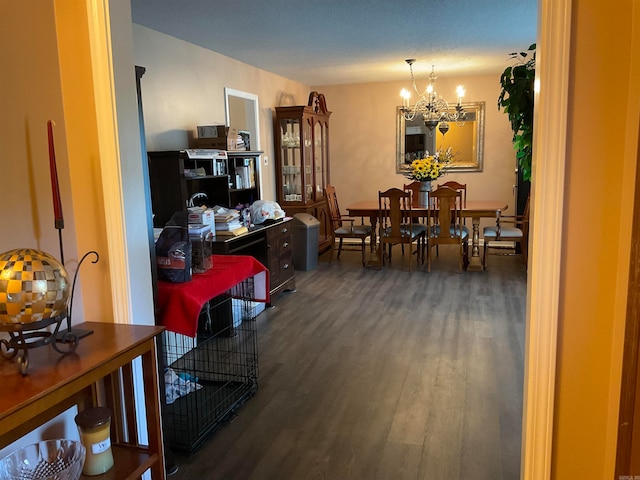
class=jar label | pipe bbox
[91,437,111,455]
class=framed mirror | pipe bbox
[396,101,485,174]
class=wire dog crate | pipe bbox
[161,278,259,455]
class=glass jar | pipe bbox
[74,406,114,476]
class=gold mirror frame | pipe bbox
[396,101,485,174]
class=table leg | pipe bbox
[366,215,381,268]
[467,216,484,271]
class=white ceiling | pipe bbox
[130,0,537,86]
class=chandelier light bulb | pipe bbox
[400,88,411,107]
[401,60,467,132]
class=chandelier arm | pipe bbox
[402,62,466,126]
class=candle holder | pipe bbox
[0,248,99,375]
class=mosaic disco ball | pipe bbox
[0,249,70,324]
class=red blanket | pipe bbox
[157,255,269,337]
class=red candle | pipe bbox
[47,120,64,229]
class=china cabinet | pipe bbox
[274,92,332,252]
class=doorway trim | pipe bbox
[521,0,572,479]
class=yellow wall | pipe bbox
[552,0,640,478]
[316,75,515,229]
[0,2,77,257]
[55,1,114,321]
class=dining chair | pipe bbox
[426,186,469,272]
[482,195,530,269]
[324,184,373,266]
[378,187,426,271]
[402,181,428,256]
[403,181,423,208]
[437,181,467,207]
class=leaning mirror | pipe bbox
[396,101,485,174]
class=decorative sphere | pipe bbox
[0,248,70,324]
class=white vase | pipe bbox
[418,180,432,206]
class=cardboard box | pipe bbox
[187,207,214,226]
[197,125,227,138]
[194,125,239,150]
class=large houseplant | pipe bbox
[498,44,536,181]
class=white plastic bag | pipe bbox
[250,200,285,224]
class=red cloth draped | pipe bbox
[156,255,269,337]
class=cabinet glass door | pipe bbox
[279,119,302,201]
[303,118,313,203]
[314,120,325,202]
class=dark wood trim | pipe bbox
[615,115,640,477]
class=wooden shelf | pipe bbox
[0,322,165,479]
[80,445,158,480]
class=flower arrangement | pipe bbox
[403,146,455,181]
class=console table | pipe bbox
[0,322,165,480]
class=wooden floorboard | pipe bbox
[169,245,526,479]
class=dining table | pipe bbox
[346,199,508,271]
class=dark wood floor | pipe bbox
[168,245,526,479]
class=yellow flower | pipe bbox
[405,147,455,181]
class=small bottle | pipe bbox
[75,407,114,476]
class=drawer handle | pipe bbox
[282,227,288,233]
[282,242,289,248]
[283,263,289,269]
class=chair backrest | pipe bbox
[378,188,413,243]
[324,184,343,231]
[438,180,467,207]
[427,186,464,244]
[403,181,422,207]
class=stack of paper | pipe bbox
[212,206,247,236]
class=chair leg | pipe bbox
[361,238,366,266]
[328,239,335,264]
[337,238,344,259]
[482,241,488,269]
[410,240,420,272]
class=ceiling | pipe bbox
[130,0,537,86]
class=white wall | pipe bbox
[132,25,311,203]
[132,25,515,223]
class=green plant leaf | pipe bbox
[498,44,536,182]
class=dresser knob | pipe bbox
[282,242,289,248]
[282,227,288,233]
[283,263,289,270]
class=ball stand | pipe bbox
[0,311,79,375]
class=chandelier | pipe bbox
[400,59,466,136]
